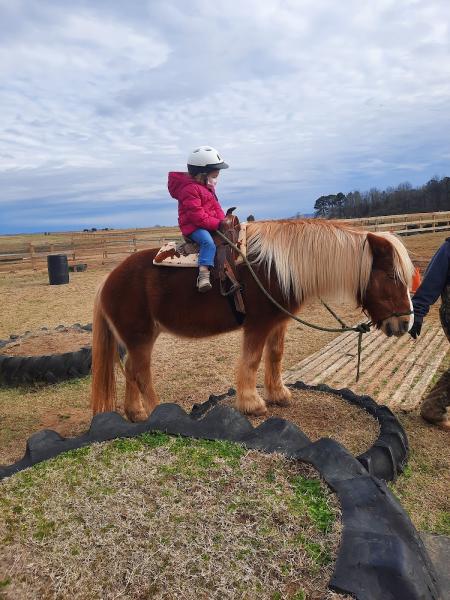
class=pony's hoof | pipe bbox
[244,404,268,417]
[265,386,292,407]
[237,395,268,417]
[125,408,149,422]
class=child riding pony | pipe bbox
[91,219,414,422]
[168,146,228,292]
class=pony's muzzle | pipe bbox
[381,316,411,337]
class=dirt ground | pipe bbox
[0,328,92,357]
[0,230,449,535]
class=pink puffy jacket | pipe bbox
[168,172,225,236]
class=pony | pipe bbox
[91,219,415,421]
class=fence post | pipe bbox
[132,235,137,252]
[29,243,36,270]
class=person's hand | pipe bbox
[409,317,422,339]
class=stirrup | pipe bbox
[221,281,242,296]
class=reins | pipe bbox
[215,229,373,381]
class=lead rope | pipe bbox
[215,229,372,381]
[320,300,371,381]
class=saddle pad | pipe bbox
[153,222,248,268]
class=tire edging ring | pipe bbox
[190,380,409,483]
[0,324,92,386]
[288,380,409,482]
[0,404,441,599]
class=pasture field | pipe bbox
[0,226,182,274]
[0,229,449,539]
[0,226,180,253]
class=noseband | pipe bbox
[380,310,413,321]
[361,308,413,328]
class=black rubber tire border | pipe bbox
[0,404,441,599]
[0,324,92,386]
[0,322,408,484]
[191,381,409,482]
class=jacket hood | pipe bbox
[168,171,193,199]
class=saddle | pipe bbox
[153,208,246,316]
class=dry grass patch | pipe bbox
[0,435,345,600]
[0,329,92,357]
[402,230,450,261]
[389,353,450,536]
[0,378,92,465]
[0,269,109,337]
[390,415,450,536]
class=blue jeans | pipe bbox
[190,229,216,267]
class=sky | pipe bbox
[1,0,450,234]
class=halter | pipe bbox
[216,229,412,382]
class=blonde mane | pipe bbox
[246,219,414,304]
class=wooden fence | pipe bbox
[0,227,181,272]
[1,210,450,272]
[339,210,450,235]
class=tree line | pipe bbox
[312,176,450,219]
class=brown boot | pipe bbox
[420,371,450,431]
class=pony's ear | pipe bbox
[366,233,393,262]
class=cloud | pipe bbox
[0,0,450,232]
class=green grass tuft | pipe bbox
[289,476,335,533]
[425,511,450,536]
[0,578,11,589]
[293,533,332,566]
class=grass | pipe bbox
[389,415,450,535]
[0,377,92,464]
[290,476,335,534]
[0,227,180,259]
[388,351,450,535]
[0,434,344,600]
[0,268,108,336]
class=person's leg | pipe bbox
[420,369,450,431]
[190,229,216,292]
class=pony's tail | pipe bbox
[91,285,117,415]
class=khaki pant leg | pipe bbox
[420,370,450,425]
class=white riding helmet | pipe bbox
[187,146,229,175]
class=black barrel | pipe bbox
[47,254,69,285]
